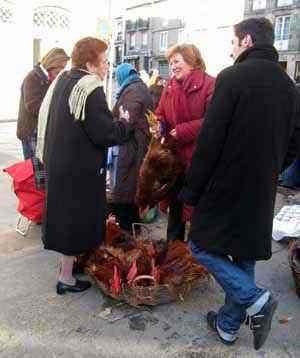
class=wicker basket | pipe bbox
[126,274,209,306]
[86,268,209,307]
[124,275,177,306]
[80,223,210,306]
[288,239,300,298]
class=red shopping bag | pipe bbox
[3,159,45,223]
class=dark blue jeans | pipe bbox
[190,241,265,335]
[280,159,300,188]
[21,131,37,160]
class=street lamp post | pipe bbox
[107,0,115,109]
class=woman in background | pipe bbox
[149,74,165,110]
[17,48,69,159]
[109,63,153,232]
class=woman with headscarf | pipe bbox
[17,47,69,159]
[155,44,215,241]
[109,63,153,232]
[37,38,133,294]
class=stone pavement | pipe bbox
[0,122,299,358]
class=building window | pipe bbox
[275,16,291,50]
[275,16,291,41]
[117,21,122,34]
[178,28,185,43]
[129,32,136,49]
[115,46,122,65]
[252,0,266,10]
[116,21,123,41]
[142,31,148,47]
[277,0,293,6]
[295,61,300,81]
[158,60,169,78]
[160,31,168,51]
[144,56,150,73]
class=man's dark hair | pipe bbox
[234,17,275,46]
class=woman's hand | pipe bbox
[107,214,118,225]
[150,123,161,139]
[139,206,150,218]
[170,128,177,138]
[119,105,130,122]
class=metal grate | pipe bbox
[0,0,13,24]
[33,6,70,30]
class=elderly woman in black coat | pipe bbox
[37,37,133,294]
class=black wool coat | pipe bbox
[112,79,153,204]
[42,69,133,256]
[181,46,300,260]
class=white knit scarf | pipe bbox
[36,70,103,163]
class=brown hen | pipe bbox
[136,137,185,209]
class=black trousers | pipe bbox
[166,175,186,241]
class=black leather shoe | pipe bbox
[56,280,91,295]
[207,311,237,346]
[248,294,278,350]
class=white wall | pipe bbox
[0,1,33,119]
[184,0,245,77]
[0,0,110,120]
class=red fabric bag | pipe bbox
[3,159,45,223]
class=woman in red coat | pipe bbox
[155,44,215,241]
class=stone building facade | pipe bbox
[244,0,300,80]
[151,17,184,78]
[121,0,184,78]
[118,0,245,79]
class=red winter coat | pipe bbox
[155,69,215,168]
[155,69,215,220]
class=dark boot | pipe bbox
[247,294,278,350]
[207,311,237,346]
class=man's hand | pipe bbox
[119,105,130,122]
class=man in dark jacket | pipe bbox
[181,18,300,350]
